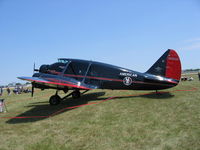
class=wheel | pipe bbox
[49,95,61,105]
[72,91,81,99]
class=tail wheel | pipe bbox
[72,91,81,99]
[49,95,61,105]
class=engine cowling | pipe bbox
[39,65,50,73]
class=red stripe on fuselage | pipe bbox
[63,74,177,87]
[133,81,176,87]
[63,74,123,82]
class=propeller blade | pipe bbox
[33,62,39,73]
[33,62,35,74]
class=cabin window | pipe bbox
[88,64,120,78]
[64,61,89,76]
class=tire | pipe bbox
[49,95,61,105]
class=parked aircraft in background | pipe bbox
[18,49,181,105]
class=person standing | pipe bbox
[0,87,3,96]
[198,72,200,81]
[7,88,11,95]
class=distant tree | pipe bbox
[25,82,31,85]
[183,69,200,73]
[16,83,22,86]
[8,82,16,87]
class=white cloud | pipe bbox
[180,38,200,50]
[182,43,200,50]
[185,38,200,43]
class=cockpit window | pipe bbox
[58,59,69,64]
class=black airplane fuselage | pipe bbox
[32,58,178,91]
[18,49,181,105]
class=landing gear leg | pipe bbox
[49,90,89,105]
[61,90,89,101]
[49,91,61,105]
[155,90,162,96]
[72,90,81,99]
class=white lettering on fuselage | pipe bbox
[120,72,137,77]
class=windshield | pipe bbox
[58,59,69,64]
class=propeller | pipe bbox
[32,63,38,97]
[33,62,39,73]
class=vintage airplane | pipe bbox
[18,49,181,105]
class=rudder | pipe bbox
[146,49,181,81]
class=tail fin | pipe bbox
[146,49,182,81]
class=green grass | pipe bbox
[0,75,200,150]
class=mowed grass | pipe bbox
[0,75,200,150]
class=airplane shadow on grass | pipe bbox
[6,91,174,124]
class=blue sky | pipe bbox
[0,0,200,85]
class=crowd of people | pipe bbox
[0,87,31,96]
[0,87,11,96]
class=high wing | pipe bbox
[18,76,98,90]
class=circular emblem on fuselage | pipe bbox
[123,77,132,86]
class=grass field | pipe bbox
[0,75,200,150]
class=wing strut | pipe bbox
[81,62,92,84]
